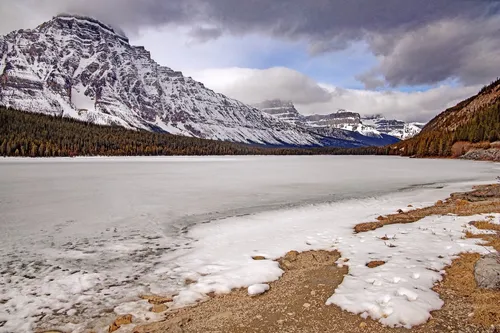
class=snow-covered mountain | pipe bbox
[362,115,425,140]
[0,15,338,147]
[305,110,384,138]
[253,99,304,125]
[256,100,422,141]
[255,100,400,146]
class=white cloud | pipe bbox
[188,67,331,105]
[312,83,479,122]
[187,67,480,122]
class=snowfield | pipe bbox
[0,156,499,332]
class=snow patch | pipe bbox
[166,186,497,328]
[248,284,270,296]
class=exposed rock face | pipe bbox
[256,101,402,146]
[305,109,361,127]
[474,253,500,290]
[462,148,500,161]
[362,115,424,140]
[253,99,304,125]
[0,15,327,146]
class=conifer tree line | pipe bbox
[0,107,369,157]
[392,101,500,157]
[1,90,498,157]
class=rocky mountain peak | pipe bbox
[252,99,304,125]
[257,101,423,140]
[0,16,405,148]
[47,14,129,42]
[305,111,361,125]
[0,16,331,146]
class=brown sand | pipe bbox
[354,184,500,233]
[127,185,500,333]
[133,251,496,333]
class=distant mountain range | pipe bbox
[0,15,411,148]
[254,99,424,140]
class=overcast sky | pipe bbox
[1,0,499,122]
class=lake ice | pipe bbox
[0,156,498,332]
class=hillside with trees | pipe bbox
[1,107,375,157]
[2,78,498,159]
[389,79,500,159]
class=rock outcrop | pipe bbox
[474,253,500,290]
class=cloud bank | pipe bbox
[1,0,498,87]
[189,67,480,122]
[0,0,496,121]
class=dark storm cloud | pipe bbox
[58,0,491,39]
[361,15,500,87]
[188,27,223,43]
[1,0,499,87]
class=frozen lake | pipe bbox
[1,156,497,240]
[0,156,498,332]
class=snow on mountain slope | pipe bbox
[257,101,400,146]
[253,99,304,126]
[0,15,326,146]
[363,115,424,140]
[388,123,425,140]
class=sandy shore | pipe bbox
[71,184,499,333]
[133,253,497,333]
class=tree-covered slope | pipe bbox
[0,107,369,157]
[392,79,500,158]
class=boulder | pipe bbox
[151,303,168,313]
[474,253,500,290]
[109,314,133,332]
[366,260,385,268]
[284,250,299,262]
[140,295,173,304]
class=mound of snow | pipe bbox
[248,284,270,296]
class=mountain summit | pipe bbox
[256,99,421,141]
[0,15,328,146]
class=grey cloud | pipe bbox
[0,0,490,39]
[191,67,480,122]
[0,0,194,35]
[194,67,332,105]
[228,67,332,105]
[361,17,500,87]
[188,27,223,43]
[0,0,498,87]
[355,70,385,90]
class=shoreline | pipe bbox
[116,184,498,333]
[3,157,497,333]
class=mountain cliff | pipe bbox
[253,99,304,125]
[255,99,420,143]
[362,115,425,140]
[255,100,400,146]
[0,15,334,147]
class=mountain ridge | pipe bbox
[0,15,402,148]
[388,79,500,158]
[0,15,329,147]
[255,99,422,140]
